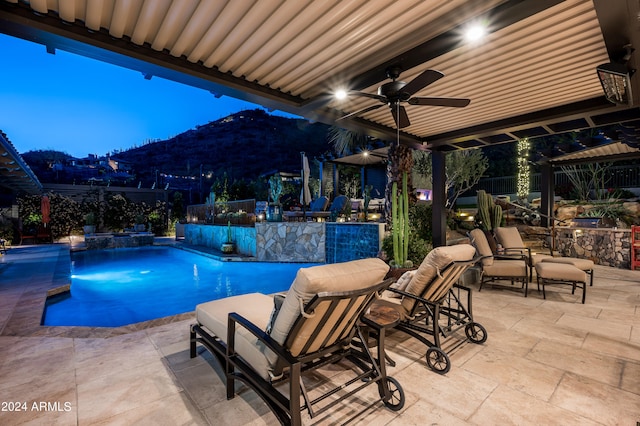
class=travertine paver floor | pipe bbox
[1,244,639,425]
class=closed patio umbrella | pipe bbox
[300,152,311,208]
[41,194,50,225]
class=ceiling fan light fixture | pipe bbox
[596,62,633,106]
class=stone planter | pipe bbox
[83,225,96,235]
[134,224,146,232]
[221,242,235,254]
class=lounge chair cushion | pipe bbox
[494,227,523,250]
[483,259,528,277]
[401,244,476,313]
[495,227,553,266]
[386,270,416,298]
[309,196,329,212]
[268,258,390,347]
[196,293,274,380]
[535,262,587,282]
[469,229,494,266]
[541,257,594,271]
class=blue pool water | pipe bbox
[43,246,314,327]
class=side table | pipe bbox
[357,303,401,371]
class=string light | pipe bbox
[516,138,530,200]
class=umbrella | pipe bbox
[300,152,311,207]
[41,194,50,225]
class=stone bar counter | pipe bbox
[185,222,385,263]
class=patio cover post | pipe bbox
[540,163,555,228]
[319,161,324,197]
[432,150,447,247]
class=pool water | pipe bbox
[43,246,314,327]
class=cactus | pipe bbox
[226,220,233,243]
[492,203,503,229]
[476,190,502,231]
[392,172,411,267]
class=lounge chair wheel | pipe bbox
[426,347,450,374]
[378,376,405,411]
[465,322,488,344]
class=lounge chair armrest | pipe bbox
[502,247,531,256]
[227,312,296,364]
[495,253,528,262]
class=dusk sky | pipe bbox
[0,33,295,158]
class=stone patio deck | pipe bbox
[1,243,639,425]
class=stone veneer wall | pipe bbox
[85,233,155,250]
[255,222,325,262]
[184,224,256,257]
[554,228,632,269]
[185,222,385,263]
[326,223,385,264]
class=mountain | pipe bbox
[113,109,332,185]
[23,109,334,189]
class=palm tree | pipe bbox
[327,126,369,157]
[385,141,414,220]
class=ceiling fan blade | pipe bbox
[408,97,471,107]
[390,104,410,128]
[349,91,387,102]
[336,104,384,121]
[401,69,444,96]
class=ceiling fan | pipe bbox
[337,67,470,129]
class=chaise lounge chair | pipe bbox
[373,244,486,374]
[284,196,329,221]
[190,258,406,425]
[495,226,595,287]
[494,226,553,280]
[469,229,530,296]
[309,195,349,221]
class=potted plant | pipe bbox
[266,174,283,222]
[221,221,234,254]
[134,214,146,232]
[84,212,96,235]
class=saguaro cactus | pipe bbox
[392,172,411,267]
[476,190,502,231]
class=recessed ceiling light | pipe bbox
[335,89,347,100]
[464,24,487,43]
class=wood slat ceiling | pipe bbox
[0,131,42,194]
[1,0,640,156]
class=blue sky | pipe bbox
[0,33,293,158]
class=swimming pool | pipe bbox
[43,246,314,327]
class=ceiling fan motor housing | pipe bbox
[378,81,411,102]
